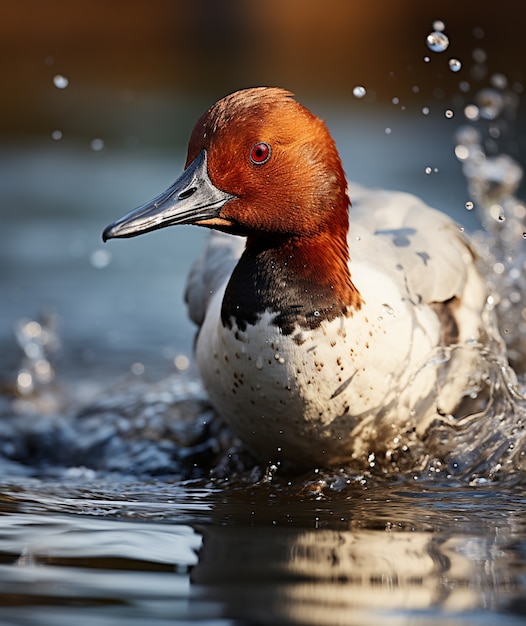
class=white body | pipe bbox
[188,185,493,466]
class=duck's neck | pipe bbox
[221,227,362,335]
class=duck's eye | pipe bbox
[250,142,271,165]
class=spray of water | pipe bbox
[427,23,526,480]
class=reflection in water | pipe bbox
[0,478,524,625]
[0,511,201,625]
[194,527,510,624]
[191,483,526,625]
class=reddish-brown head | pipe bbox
[186,87,350,238]
[102,87,361,325]
[104,87,349,242]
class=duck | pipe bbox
[103,87,497,470]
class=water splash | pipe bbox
[11,313,63,413]
[14,313,60,388]
[348,341,526,480]
[454,85,526,375]
[416,344,526,479]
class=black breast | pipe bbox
[220,246,350,335]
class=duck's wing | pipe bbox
[348,183,480,308]
[185,231,245,327]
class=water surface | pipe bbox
[1,101,526,624]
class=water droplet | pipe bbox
[459,80,470,93]
[313,310,320,317]
[385,127,392,135]
[425,166,432,175]
[174,354,190,371]
[464,104,480,121]
[90,138,104,151]
[34,359,53,383]
[490,73,507,89]
[448,58,462,72]
[489,204,505,222]
[454,126,481,146]
[522,232,526,239]
[433,20,446,32]
[24,321,42,338]
[471,63,487,81]
[392,96,399,105]
[90,249,112,269]
[455,144,469,160]
[472,48,487,63]
[476,88,504,120]
[382,303,394,316]
[353,85,366,98]
[489,125,500,139]
[131,362,145,375]
[53,74,69,89]
[17,369,34,394]
[444,109,454,119]
[423,56,431,63]
[51,130,62,141]
[255,356,264,370]
[465,201,474,210]
[422,106,430,115]
[426,31,449,53]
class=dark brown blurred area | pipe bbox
[1,0,525,139]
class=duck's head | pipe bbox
[103,87,349,242]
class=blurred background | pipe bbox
[1,0,526,390]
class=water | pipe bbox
[0,475,525,625]
[2,43,526,626]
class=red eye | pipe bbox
[250,142,271,165]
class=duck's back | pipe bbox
[349,184,478,307]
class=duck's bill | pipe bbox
[102,150,235,241]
